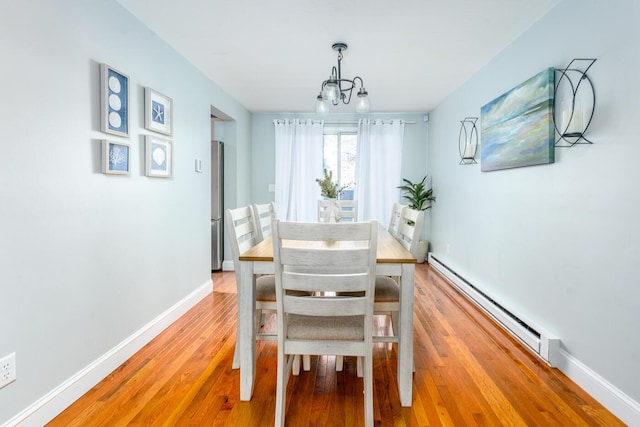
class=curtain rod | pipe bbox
[273,119,416,125]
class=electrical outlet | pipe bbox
[0,353,16,389]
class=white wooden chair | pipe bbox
[395,206,425,257]
[387,202,406,238]
[375,206,424,339]
[226,206,310,373]
[272,220,378,427]
[251,202,276,242]
[317,199,358,222]
[225,206,278,370]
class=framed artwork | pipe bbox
[480,67,555,172]
[101,140,131,175]
[145,87,173,135]
[145,136,173,178]
[100,64,129,137]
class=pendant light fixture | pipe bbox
[315,43,370,114]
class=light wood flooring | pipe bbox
[48,264,623,426]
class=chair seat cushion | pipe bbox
[374,276,399,302]
[255,275,310,301]
[335,276,399,302]
[287,314,364,341]
[256,275,277,301]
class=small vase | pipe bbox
[324,198,342,222]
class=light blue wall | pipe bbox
[0,1,251,423]
[427,0,640,418]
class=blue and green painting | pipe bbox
[481,68,555,172]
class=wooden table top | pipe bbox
[239,224,417,264]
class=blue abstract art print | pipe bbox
[480,68,555,172]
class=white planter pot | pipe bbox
[416,240,428,263]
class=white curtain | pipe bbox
[355,119,404,226]
[274,119,324,222]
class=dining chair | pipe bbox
[387,202,407,238]
[226,205,310,373]
[395,206,425,257]
[225,206,278,369]
[251,202,276,242]
[375,206,424,339]
[225,206,270,369]
[317,199,358,222]
[272,220,378,427]
[338,205,423,347]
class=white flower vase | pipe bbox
[416,240,428,263]
[324,198,342,223]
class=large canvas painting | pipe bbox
[481,68,555,172]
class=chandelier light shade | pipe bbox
[315,43,370,114]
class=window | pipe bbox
[323,129,357,200]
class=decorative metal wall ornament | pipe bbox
[459,117,478,165]
[553,58,596,147]
[315,43,370,114]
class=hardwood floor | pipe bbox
[48,265,623,426]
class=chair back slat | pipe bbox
[252,202,277,241]
[280,247,371,271]
[396,207,424,257]
[282,269,371,293]
[388,203,406,238]
[225,206,259,272]
[283,295,367,316]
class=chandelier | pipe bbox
[315,43,370,114]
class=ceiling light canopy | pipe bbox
[315,43,370,114]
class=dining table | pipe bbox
[237,223,416,406]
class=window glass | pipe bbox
[323,132,357,200]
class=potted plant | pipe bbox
[316,168,345,222]
[397,175,435,263]
[397,175,435,211]
[316,168,339,199]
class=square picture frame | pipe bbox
[100,63,129,137]
[101,140,131,175]
[145,135,173,178]
[145,87,173,135]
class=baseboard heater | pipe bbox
[428,253,560,367]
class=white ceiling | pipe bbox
[117,0,558,114]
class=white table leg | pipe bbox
[239,260,256,401]
[398,263,415,406]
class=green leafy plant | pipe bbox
[398,175,435,211]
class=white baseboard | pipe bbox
[555,349,640,426]
[4,279,213,427]
[222,260,234,271]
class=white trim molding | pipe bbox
[4,279,213,427]
[556,348,640,426]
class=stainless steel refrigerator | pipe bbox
[211,141,224,271]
